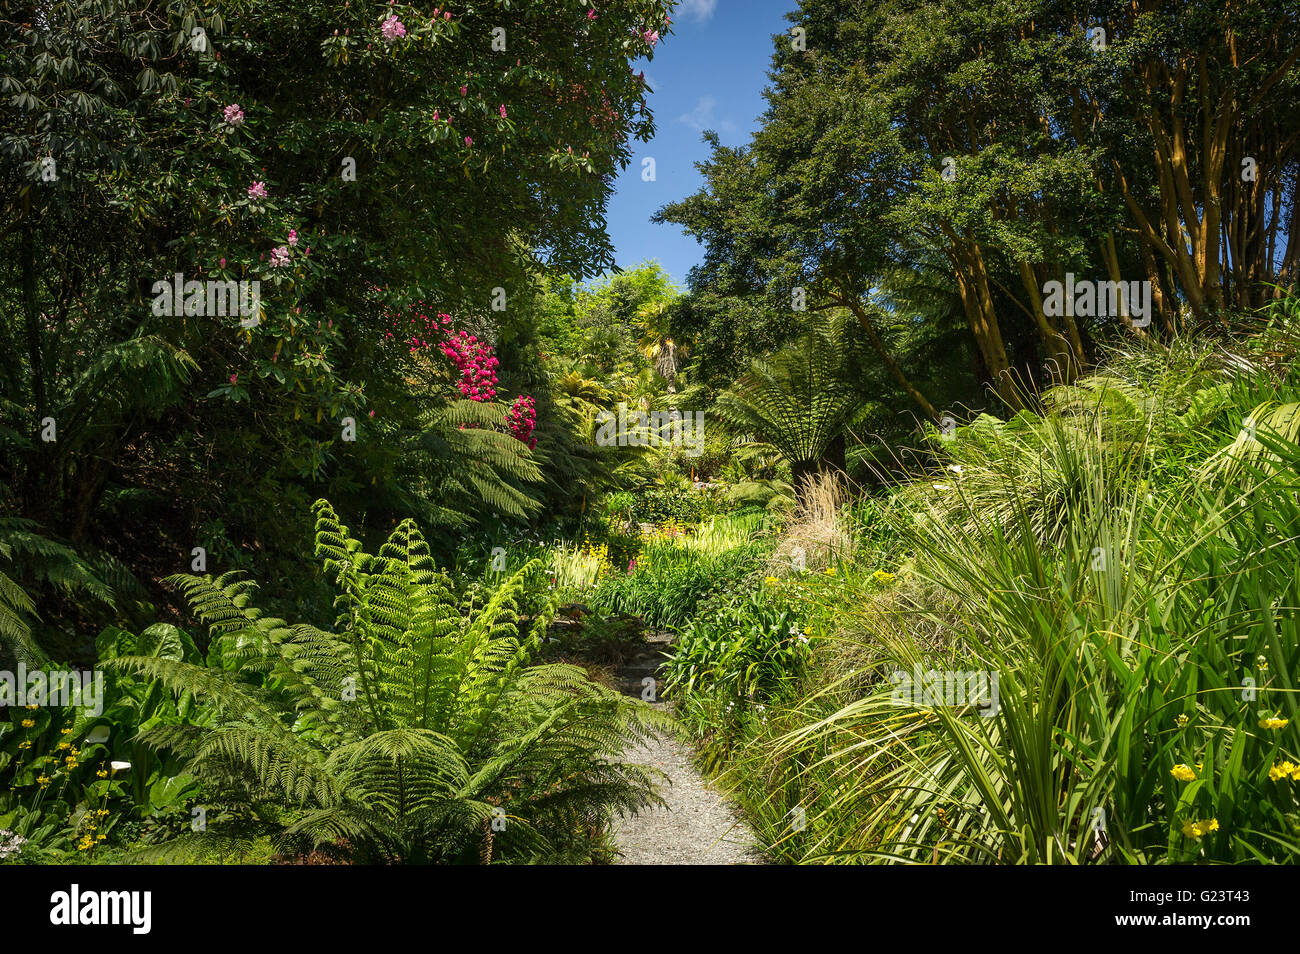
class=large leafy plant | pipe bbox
[0,623,204,860]
[110,500,663,863]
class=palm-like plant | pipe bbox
[110,500,664,863]
[638,300,688,395]
[714,314,867,493]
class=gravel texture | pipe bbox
[611,633,766,865]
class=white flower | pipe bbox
[110,760,131,773]
[947,464,963,474]
[0,829,28,859]
[85,725,110,744]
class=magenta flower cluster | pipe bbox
[384,304,538,446]
[442,329,499,401]
[506,394,537,449]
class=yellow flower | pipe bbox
[24,704,38,710]
[1170,764,1197,782]
[65,757,78,769]
[1259,716,1290,730]
[60,728,72,735]
[1181,818,1219,838]
[823,566,837,576]
[96,769,108,779]
[17,740,32,750]
[96,833,106,842]
[1175,714,1189,727]
[1269,761,1298,781]
[20,718,34,728]
[764,576,780,585]
[872,570,896,583]
[56,741,69,751]
[37,774,50,787]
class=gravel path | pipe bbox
[611,632,766,865]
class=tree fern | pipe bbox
[715,314,867,487]
[110,499,665,863]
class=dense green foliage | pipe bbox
[672,300,1300,864]
[3,0,1298,870]
[107,501,663,863]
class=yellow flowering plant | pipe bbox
[2,625,208,856]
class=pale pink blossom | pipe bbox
[269,245,291,267]
[247,180,268,200]
[288,229,298,246]
[381,15,406,42]
[223,104,245,125]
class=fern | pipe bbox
[0,518,118,664]
[715,314,866,477]
[110,499,665,863]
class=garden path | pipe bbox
[610,631,765,865]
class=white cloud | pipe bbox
[677,95,737,135]
[676,0,718,22]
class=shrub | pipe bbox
[108,500,665,864]
[721,344,1300,864]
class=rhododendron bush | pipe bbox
[0,0,672,584]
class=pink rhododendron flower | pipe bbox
[230,373,238,384]
[506,394,538,449]
[223,104,245,125]
[247,180,268,200]
[643,29,659,46]
[287,229,298,246]
[269,245,291,267]
[587,9,597,20]
[381,15,406,42]
[464,136,473,146]
[219,257,227,268]
[499,105,507,118]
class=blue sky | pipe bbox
[606,0,797,289]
